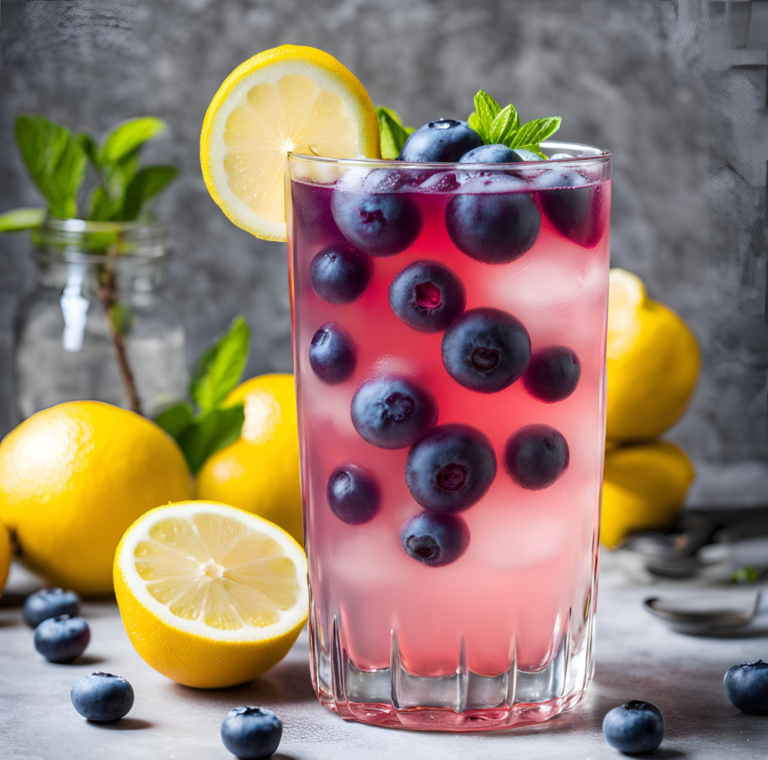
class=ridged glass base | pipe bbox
[308,602,596,731]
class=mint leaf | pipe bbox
[732,567,761,583]
[472,91,501,142]
[88,150,141,221]
[375,105,403,125]
[0,208,45,232]
[154,401,194,439]
[190,316,250,413]
[467,112,482,136]
[489,104,519,145]
[508,117,562,150]
[122,165,178,221]
[177,404,246,473]
[378,111,410,160]
[15,115,87,218]
[101,117,166,165]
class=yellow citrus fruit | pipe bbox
[201,44,380,242]
[601,440,695,548]
[195,374,303,543]
[0,521,11,596]
[114,500,308,689]
[0,401,192,596]
[606,269,700,442]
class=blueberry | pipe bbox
[602,701,665,754]
[331,188,422,257]
[389,261,466,333]
[221,706,282,760]
[536,169,603,248]
[23,587,81,628]
[309,323,356,385]
[327,463,381,525]
[351,376,438,450]
[363,167,433,192]
[34,614,90,663]
[309,244,371,305]
[71,672,134,723]
[459,144,523,164]
[398,119,483,163]
[446,186,541,264]
[504,424,569,490]
[513,149,543,162]
[724,660,768,714]
[523,346,581,403]
[441,308,531,393]
[405,424,496,513]
[401,512,470,567]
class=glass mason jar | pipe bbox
[286,143,611,731]
[14,218,187,421]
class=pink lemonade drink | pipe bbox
[287,143,611,731]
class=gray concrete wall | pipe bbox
[0,0,766,498]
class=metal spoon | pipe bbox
[643,592,762,635]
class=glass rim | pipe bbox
[288,140,610,170]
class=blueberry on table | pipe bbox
[389,261,466,333]
[309,244,371,305]
[327,463,381,525]
[441,308,531,393]
[331,188,422,257]
[724,660,768,714]
[351,376,438,449]
[446,186,541,264]
[401,512,470,567]
[602,701,665,754]
[23,587,81,628]
[459,144,524,164]
[221,707,283,760]
[34,615,90,664]
[523,346,581,403]
[398,119,483,163]
[536,169,603,248]
[71,672,134,722]
[504,425,569,490]
[309,323,356,385]
[405,424,496,513]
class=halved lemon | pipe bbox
[114,501,308,689]
[201,44,380,242]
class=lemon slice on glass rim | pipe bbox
[201,44,381,242]
[114,500,308,689]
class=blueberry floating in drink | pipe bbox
[724,660,768,714]
[442,308,531,393]
[389,261,466,333]
[71,672,134,723]
[221,706,283,759]
[309,323,356,385]
[459,144,524,164]
[524,346,581,403]
[504,424,569,490]
[34,614,90,663]
[405,424,496,513]
[401,512,470,567]
[398,119,483,163]
[309,244,371,305]
[327,463,381,525]
[602,701,665,754]
[351,376,438,449]
[536,169,603,248]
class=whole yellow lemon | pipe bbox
[194,374,303,543]
[0,401,192,596]
[606,269,700,442]
[0,521,11,596]
[601,440,695,548]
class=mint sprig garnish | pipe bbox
[376,105,414,160]
[468,90,561,158]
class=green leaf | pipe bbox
[378,111,410,160]
[15,115,87,218]
[77,133,100,167]
[473,90,501,141]
[177,404,246,473]
[732,566,761,583]
[122,165,178,221]
[190,316,250,413]
[88,150,140,221]
[467,112,482,135]
[154,401,194,440]
[508,117,562,150]
[101,117,167,165]
[489,104,519,145]
[0,208,45,232]
[375,105,404,125]
[110,302,135,335]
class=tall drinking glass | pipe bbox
[286,143,611,731]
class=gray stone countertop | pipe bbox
[1,556,766,760]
